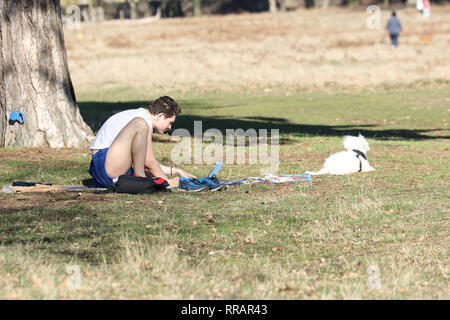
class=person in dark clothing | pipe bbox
[386,11,402,48]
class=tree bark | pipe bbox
[193,0,202,17]
[0,0,94,148]
[129,0,137,19]
[269,0,277,13]
[321,0,331,9]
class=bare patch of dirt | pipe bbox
[0,148,90,162]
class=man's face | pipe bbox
[154,113,176,134]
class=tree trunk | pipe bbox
[129,0,137,19]
[321,0,331,9]
[269,0,277,13]
[193,0,202,17]
[0,0,94,148]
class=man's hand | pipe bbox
[175,168,196,179]
[168,177,180,188]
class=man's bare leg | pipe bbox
[105,118,149,178]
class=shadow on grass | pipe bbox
[0,204,119,264]
[78,101,449,140]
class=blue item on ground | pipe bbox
[9,111,25,125]
[198,175,222,191]
[208,162,224,178]
[176,162,225,192]
[178,177,208,192]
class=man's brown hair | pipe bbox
[147,96,181,118]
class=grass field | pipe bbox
[0,7,449,299]
[1,87,448,299]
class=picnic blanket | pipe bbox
[219,173,312,187]
[2,182,108,194]
[2,173,312,193]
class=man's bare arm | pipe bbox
[160,164,197,178]
[143,130,179,186]
[144,130,196,185]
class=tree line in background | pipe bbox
[61,0,449,20]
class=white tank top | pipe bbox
[90,108,153,150]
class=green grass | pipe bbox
[0,86,448,299]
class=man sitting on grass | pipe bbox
[89,96,196,188]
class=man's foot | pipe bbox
[178,177,208,192]
[198,175,223,191]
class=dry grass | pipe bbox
[1,127,448,299]
[1,8,448,300]
[1,229,447,299]
[65,7,450,94]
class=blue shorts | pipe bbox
[89,148,133,188]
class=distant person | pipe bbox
[386,11,402,48]
[416,0,424,14]
[423,0,431,18]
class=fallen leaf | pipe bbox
[319,258,326,267]
[176,244,186,252]
[344,272,359,279]
[208,250,225,255]
[140,262,152,270]
[418,234,429,241]
[278,286,296,292]
[31,274,42,287]
[203,212,214,223]
[6,275,19,284]
[244,238,255,244]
